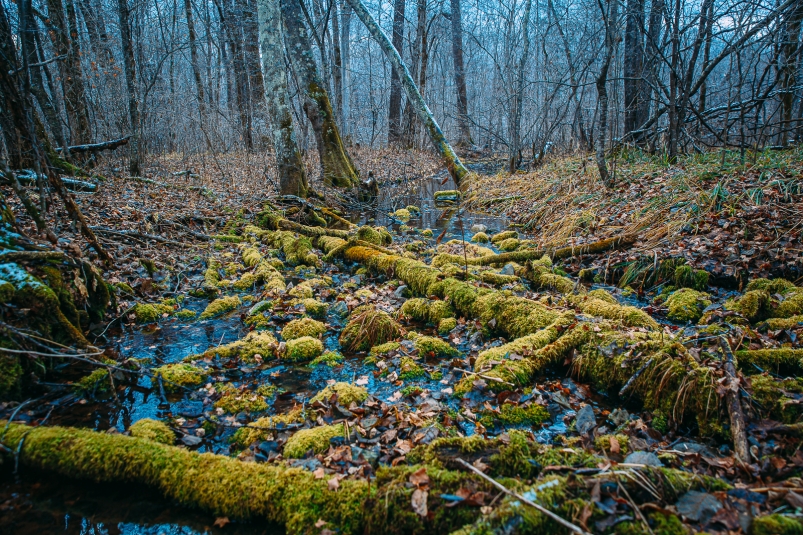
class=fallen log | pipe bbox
[56,135,131,154]
[720,337,750,463]
[8,170,98,192]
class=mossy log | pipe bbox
[0,422,730,535]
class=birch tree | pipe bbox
[257,0,309,197]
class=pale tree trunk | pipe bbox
[388,0,405,144]
[257,0,309,196]
[549,0,588,151]
[331,3,343,124]
[698,0,714,115]
[116,0,141,175]
[402,0,426,148]
[449,0,472,147]
[595,0,619,187]
[282,0,358,188]
[185,0,207,115]
[509,0,531,172]
[345,0,470,185]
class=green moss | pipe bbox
[310,382,368,405]
[129,419,175,445]
[288,283,314,299]
[368,342,401,358]
[393,208,412,222]
[665,288,711,322]
[284,336,324,362]
[282,318,326,341]
[296,298,327,318]
[750,375,803,423]
[199,296,241,319]
[339,306,403,352]
[284,424,345,458]
[414,336,459,358]
[747,278,796,295]
[214,383,269,414]
[594,434,630,454]
[490,230,518,244]
[74,368,112,395]
[133,302,174,323]
[479,403,549,427]
[241,247,264,267]
[399,298,430,322]
[497,238,520,251]
[478,271,518,285]
[569,293,660,329]
[254,261,286,291]
[421,229,433,237]
[765,315,803,330]
[154,363,207,391]
[438,317,457,334]
[471,232,489,243]
[175,309,197,320]
[673,265,709,291]
[310,351,344,367]
[0,353,23,399]
[399,357,425,380]
[751,515,803,535]
[200,331,277,363]
[588,288,618,304]
[213,234,244,243]
[776,289,803,318]
[726,290,772,322]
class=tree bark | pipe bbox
[116,0,142,175]
[240,0,265,108]
[595,0,619,187]
[402,0,426,148]
[346,0,469,184]
[778,0,803,145]
[282,0,358,188]
[509,0,532,172]
[387,0,405,144]
[449,0,472,146]
[623,0,644,138]
[185,0,207,116]
[257,0,309,197]
[340,0,352,138]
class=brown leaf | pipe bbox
[609,436,620,455]
[411,488,428,517]
[313,466,326,479]
[314,519,328,528]
[328,477,340,491]
[409,466,430,489]
[213,517,230,528]
[786,491,803,509]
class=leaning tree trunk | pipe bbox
[345,0,470,185]
[257,0,309,197]
[449,0,472,147]
[116,0,141,175]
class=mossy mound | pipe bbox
[310,382,368,406]
[672,264,709,291]
[438,317,457,334]
[765,315,803,330]
[293,298,326,318]
[284,336,324,362]
[200,331,277,363]
[726,290,772,322]
[154,363,207,391]
[479,403,549,427]
[339,306,403,352]
[750,375,803,423]
[747,278,797,295]
[241,247,264,268]
[399,357,425,380]
[175,309,197,320]
[414,336,459,358]
[665,288,711,322]
[288,283,314,299]
[490,230,518,244]
[777,289,803,318]
[393,208,412,222]
[281,318,326,341]
[399,298,454,325]
[368,342,401,358]
[199,296,241,319]
[133,302,175,323]
[497,238,520,251]
[471,232,489,243]
[284,423,345,458]
[129,418,175,445]
[310,351,344,367]
[214,383,270,414]
[73,368,113,395]
[750,515,803,535]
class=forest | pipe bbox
[1,0,803,532]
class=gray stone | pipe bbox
[575,404,596,435]
[675,491,722,523]
[174,400,204,418]
[471,224,488,233]
[608,408,630,427]
[248,300,272,316]
[500,263,516,276]
[623,451,663,467]
[330,301,349,318]
[394,285,409,298]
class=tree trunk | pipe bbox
[116,0,141,175]
[257,0,309,197]
[595,0,619,187]
[340,0,352,138]
[510,0,532,172]
[331,2,343,125]
[697,0,713,115]
[345,0,470,184]
[778,0,803,145]
[667,0,681,161]
[185,0,207,116]
[241,0,265,108]
[401,0,426,148]
[282,0,359,188]
[623,0,644,138]
[387,0,405,144]
[639,0,662,133]
[449,0,472,146]
[0,4,36,169]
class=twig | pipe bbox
[720,336,750,463]
[454,368,515,387]
[456,458,592,535]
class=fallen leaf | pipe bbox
[315,519,328,528]
[214,516,230,528]
[411,488,428,517]
[328,477,340,491]
[313,466,326,479]
[409,466,430,488]
[609,436,620,455]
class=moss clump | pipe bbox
[673,265,709,291]
[201,331,277,363]
[776,289,803,318]
[751,515,803,535]
[199,296,241,319]
[414,336,459,358]
[281,318,326,341]
[133,302,174,323]
[399,357,425,380]
[368,342,401,358]
[479,403,549,427]
[421,229,433,237]
[175,309,197,320]
[471,232,489,243]
[594,434,630,455]
[588,288,618,304]
[288,283,314,299]
[254,261,286,291]
[310,382,368,405]
[339,306,403,352]
[74,368,112,395]
[214,383,269,414]
[665,288,711,322]
[0,353,23,399]
[747,278,796,295]
[284,336,324,362]
[750,375,803,423]
[241,247,263,268]
[726,289,772,322]
[490,230,518,244]
[479,271,518,285]
[399,298,454,325]
[310,351,344,367]
[294,298,326,318]
[203,259,222,293]
[284,423,345,458]
[765,315,803,330]
[497,238,520,252]
[154,363,206,391]
[129,419,175,445]
[393,208,412,222]
[736,349,803,373]
[438,317,457,334]
[0,279,15,302]
[568,292,659,329]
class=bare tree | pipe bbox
[116,0,141,175]
[388,0,406,144]
[595,0,619,187]
[449,0,472,146]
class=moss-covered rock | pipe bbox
[438,317,457,334]
[340,306,403,352]
[282,317,326,341]
[393,208,412,222]
[747,278,796,295]
[490,230,518,244]
[479,403,549,427]
[399,357,425,380]
[133,302,175,323]
[776,289,803,319]
[310,382,368,405]
[497,238,520,252]
[200,331,277,363]
[368,342,401,358]
[414,336,459,358]
[284,423,345,458]
[399,298,454,325]
[750,515,803,535]
[284,336,324,362]
[199,295,241,319]
[288,283,314,299]
[665,288,711,322]
[726,290,772,322]
[129,418,175,445]
[750,375,803,423]
[175,309,197,320]
[471,232,489,243]
[154,363,207,391]
[241,247,263,268]
[214,382,270,414]
[310,351,344,367]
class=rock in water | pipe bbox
[471,224,487,233]
[575,404,596,435]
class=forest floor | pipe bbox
[1,146,803,535]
